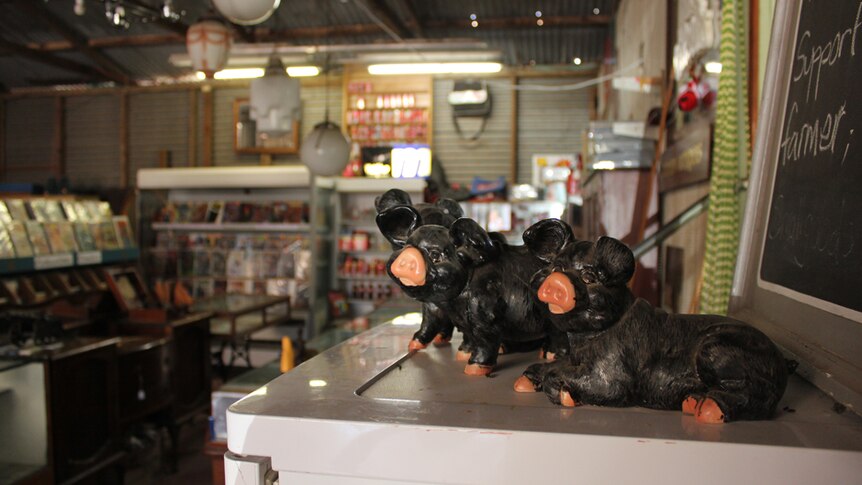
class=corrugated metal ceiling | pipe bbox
[0,0,615,90]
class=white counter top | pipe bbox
[227,319,862,484]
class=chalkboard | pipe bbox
[759,0,862,315]
[733,0,862,415]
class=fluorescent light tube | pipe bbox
[286,66,320,77]
[197,66,320,80]
[213,68,264,80]
[368,62,503,75]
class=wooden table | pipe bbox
[191,295,292,377]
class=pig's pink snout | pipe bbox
[537,272,576,314]
[390,247,427,287]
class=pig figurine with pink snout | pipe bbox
[377,205,568,375]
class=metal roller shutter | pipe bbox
[517,78,592,184]
[4,97,55,185]
[65,95,121,189]
[432,78,513,187]
[129,90,191,174]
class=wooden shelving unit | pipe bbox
[342,67,434,150]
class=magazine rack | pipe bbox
[136,166,334,339]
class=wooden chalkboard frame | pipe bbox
[730,0,862,414]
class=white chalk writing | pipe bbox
[780,102,847,166]
[792,1,862,101]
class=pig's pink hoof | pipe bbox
[695,398,726,424]
[513,376,538,393]
[498,345,506,354]
[559,390,578,407]
[682,396,698,415]
[408,339,427,351]
[455,350,471,362]
[432,334,451,346]
[545,351,556,361]
[464,364,493,376]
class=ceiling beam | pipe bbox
[19,15,612,53]
[12,0,133,85]
[255,23,385,42]
[357,0,414,39]
[393,0,424,37]
[24,33,182,52]
[233,26,256,43]
[123,0,189,36]
[0,37,104,82]
[425,15,612,29]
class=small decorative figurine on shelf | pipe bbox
[375,189,464,349]
[376,204,568,375]
[515,219,791,423]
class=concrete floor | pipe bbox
[126,339,301,484]
[125,416,213,485]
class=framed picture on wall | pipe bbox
[233,98,300,155]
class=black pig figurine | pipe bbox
[375,189,464,350]
[514,219,789,424]
[375,189,463,229]
[377,206,565,375]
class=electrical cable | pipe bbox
[483,59,645,92]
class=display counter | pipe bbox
[226,318,862,484]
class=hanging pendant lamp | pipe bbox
[250,55,301,134]
[212,0,281,25]
[186,17,231,78]
[300,120,350,177]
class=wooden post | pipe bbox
[633,74,674,243]
[201,85,213,167]
[119,92,129,188]
[748,0,759,153]
[158,150,171,168]
[509,76,519,184]
[188,88,198,166]
[53,96,66,178]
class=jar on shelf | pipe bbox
[352,231,369,251]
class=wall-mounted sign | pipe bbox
[659,119,712,193]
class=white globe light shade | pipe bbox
[186,19,232,78]
[300,122,351,176]
[212,0,281,25]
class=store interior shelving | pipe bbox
[329,177,425,318]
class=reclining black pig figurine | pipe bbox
[375,189,464,350]
[377,206,564,375]
[514,219,789,423]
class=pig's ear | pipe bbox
[523,219,573,262]
[375,189,412,213]
[435,198,463,219]
[451,218,499,266]
[594,236,635,286]
[376,205,421,248]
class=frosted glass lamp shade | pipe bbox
[250,61,301,135]
[186,19,231,78]
[300,122,351,176]
[212,0,281,25]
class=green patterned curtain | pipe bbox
[700,0,750,314]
